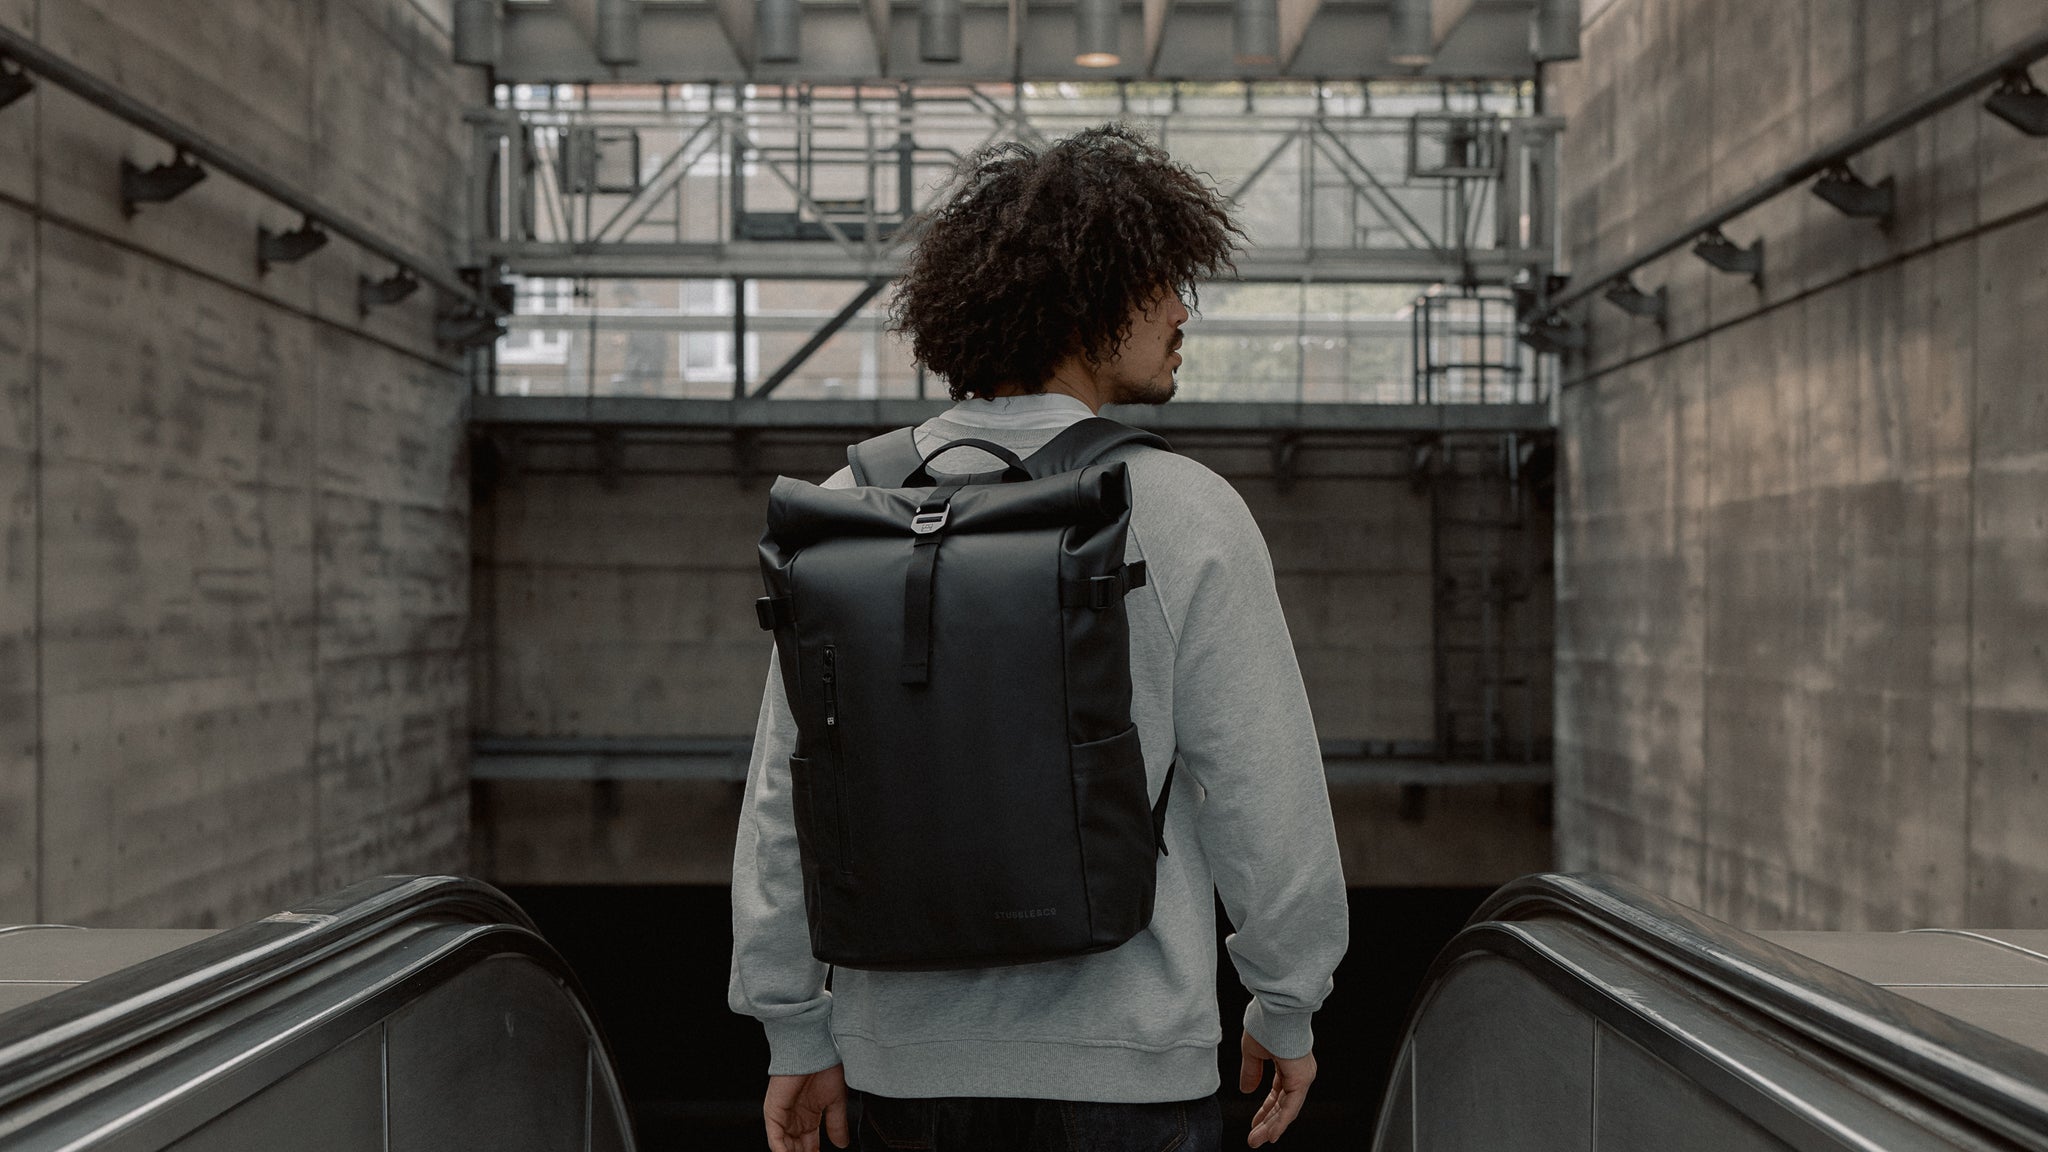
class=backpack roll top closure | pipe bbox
[763,466,1130,548]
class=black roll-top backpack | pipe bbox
[755,417,1175,970]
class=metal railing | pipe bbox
[488,285,1552,407]
[1521,28,2048,345]
[0,25,502,324]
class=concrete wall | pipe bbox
[0,0,479,927]
[471,434,1555,888]
[1552,0,2048,929]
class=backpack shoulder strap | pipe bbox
[1023,417,1173,479]
[846,427,924,487]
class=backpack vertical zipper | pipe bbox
[822,643,850,877]
[822,645,838,727]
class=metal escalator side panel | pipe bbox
[1405,950,1596,1152]
[384,953,594,1152]
[1369,1044,1413,1152]
[160,1025,385,1152]
[0,879,636,1152]
[1475,874,2048,1146]
[1372,880,2048,1152]
[0,876,532,1112]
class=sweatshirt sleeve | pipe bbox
[1166,472,1349,1060]
[728,647,840,1074]
[729,464,855,1075]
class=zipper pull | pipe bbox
[822,646,838,727]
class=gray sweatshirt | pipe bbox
[729,392,1349,1103]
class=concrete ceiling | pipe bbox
[492,0,1551,83]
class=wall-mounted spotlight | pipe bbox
[1518,317,1585,354]
[1075,0,1121,67]
[758,0,801,64]
[453,0,502,67]
[359,268,421,315]
[257,218,330,274]
[1388,0,1434,68]
[1985,68,2048,137]
[1810,162,1894,220]
[120,151,207,218]
[1234,0,1279,67]
[1509,268,1570,324]
[1530,0,1580,62]
[597,0,641,66]
[0,60,33,111]
[920,0,962,63]
[437,308,507,351]
[1691,228,1764,284]
[1602,277,1666,320]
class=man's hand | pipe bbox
[1238,1030,1316,1147]
[763,1064,850,1152]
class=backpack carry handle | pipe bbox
[904,439,1031,486]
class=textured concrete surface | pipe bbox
[0,187,34,921]
[1554,0,2048,929]
[472,438,1555,886]
[0,0,478,927]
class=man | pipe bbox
[730,124,1348,1152]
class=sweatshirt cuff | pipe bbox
[762,1007,841,1076]
[1243,998,1315,1060]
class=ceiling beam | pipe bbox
[865,0,892,74]
[1143,0,1174,77]
[556,0,601,46]
[1432,0,1478,51]
[712,0,755,70]
[1008,0,1027,77]
[1276,0,1322,72]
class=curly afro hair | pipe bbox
[889,123,1242,402]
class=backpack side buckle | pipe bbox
[1088,575,1118,609]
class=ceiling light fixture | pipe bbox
[452,0,502,67]
[921,0,962,63]
[1530,0,1580,62]
[597,0,641,66]
[1388,0,1433,68]
[1075,0,1121,68]
[759,0,801,64]
[1234,0,1279,67]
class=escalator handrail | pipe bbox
[1462,873,2048,1145]
[0,874,557,1110]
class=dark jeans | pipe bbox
[839,1088,1222,1152]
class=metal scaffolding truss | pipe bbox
[469,83,1561,285]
